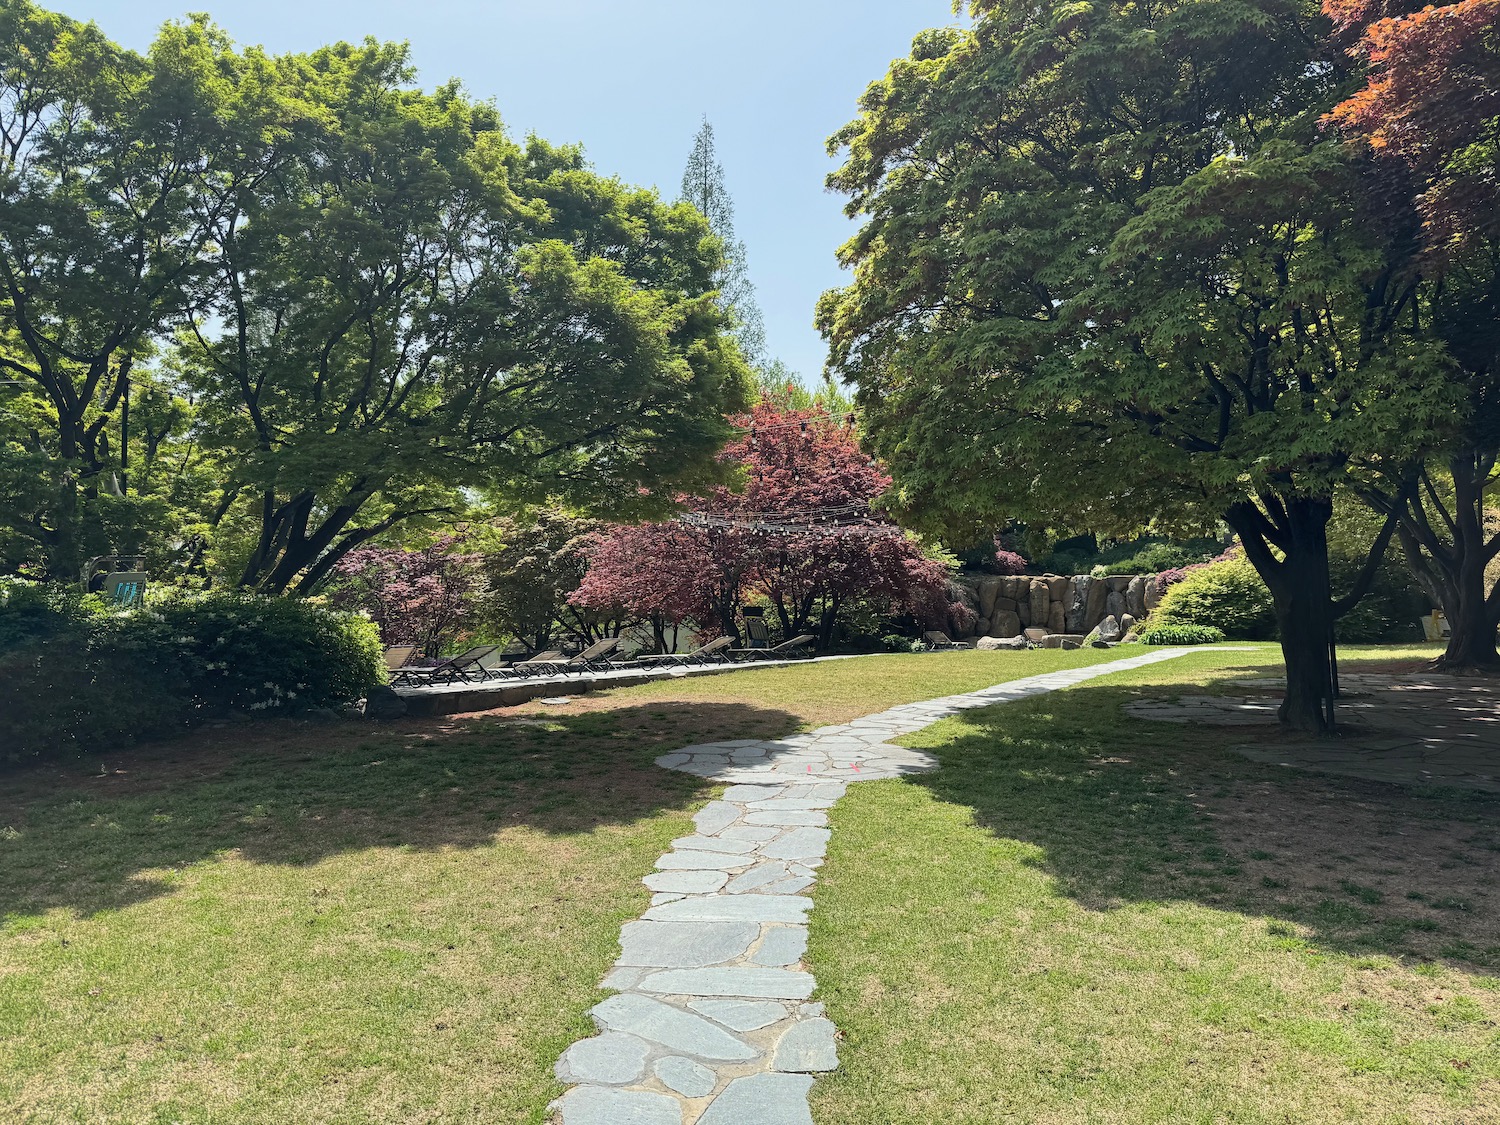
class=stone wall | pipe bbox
[953,573,1162,640]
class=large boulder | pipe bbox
[977,634,1028,650]
[1144,580,1161,612]
[1119,613,1137,635]
[1017,598,1031,626]
[992,609,1022,637]
[977,576,1003,619]
[1067,576,1091,633]
[1105,589,1128,620]
[1106,575,1132,593]
[1098,614,1122,642]
[1085,579,1109,630]
[1126,575,1149,619]
[1047,600,1066,634]
[994,596,1018,614]
[975,617,992,636]
[364,685,408,720]
[1040,633,1087,649]
[1046,574,1070,600]
[1028,579,1051,625]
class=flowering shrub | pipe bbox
[0,582,382,765]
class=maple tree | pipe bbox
[1325,0,1500,668]
[325,537,480,656]
[819,0,1459,730]
[569,397,953,650]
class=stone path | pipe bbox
[548,647,1207,1125]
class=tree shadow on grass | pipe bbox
[0,699,799,926]
[912,680,1500,975]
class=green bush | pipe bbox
[0,583,382,766]
[1151,556,1277,640]
[1138,623,1227,645]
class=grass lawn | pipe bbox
[808,644,1500,1125]
[0,647,1123,1123]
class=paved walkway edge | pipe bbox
[549,647,1210,1125]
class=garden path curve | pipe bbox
[550,647,1209,1125]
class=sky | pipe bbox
[61,0,962,383]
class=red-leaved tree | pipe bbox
[570,397,955,650]
[325,536,480,656]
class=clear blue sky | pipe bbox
[61,0,960,382]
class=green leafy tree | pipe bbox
[178,42,748,594]
[681,117,767,367]
[474,509,608,649]
[0,7,266,578]
[819,0,1459,731]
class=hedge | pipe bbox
[0,582,382,766]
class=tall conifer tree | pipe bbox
[681,118,767,366]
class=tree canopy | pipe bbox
[0,4,750,591]
[818,0,1464,728]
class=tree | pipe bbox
[325,536,480,656]
[681,118,767,366]
[571,397,953,650]
[818,0,1460,731]
[175,42,748,595]
[1324,0,1500,668]
[475,510,609,650]
[0,7,263,578]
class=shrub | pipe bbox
[0,584,382,766]
[991,547,1029,575]
[1151,556,1277,640]
[881,633,914,653]
[1138,623,1227,645]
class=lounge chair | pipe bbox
[393,644,499,686]
[548,636,627,676]
[636,635,734,668]
[922,630,966,651]
[731,634,817,662]
[505,649,568,678]
[383,645,419,682]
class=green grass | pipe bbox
[0,646,1126,1123]
[808,645,1500,1125]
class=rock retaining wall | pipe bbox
[954,573,1162,640]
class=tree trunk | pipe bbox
[1436,460,1499,669]
[1228,495,1338,735]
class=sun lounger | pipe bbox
[730,634,817,662]
[384,645,419,682]
[636,635,734,668]
[548,637,627,676]
[922,630,966,650]
[392,644,499,686]
[505,649,568,678]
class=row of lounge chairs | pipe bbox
[386,632,818,687]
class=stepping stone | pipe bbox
[747,798,833,812]
[688,999,790,1032]
[644,895,812,924]
[764,876,815,896]
[655,851,752,871]
[556,1031,651,1085]
[671,835,759,854]
[751,926,808,967]
[555,1085,683,1125]
[725,862,789,893]
[759,828,831,861]
[654,1055,716,1097]
[637,967,815,999]
[720,825,780,841]
[696,1073,816,1125]
[591,994,756,1061]
[693,801,742,836]
[722,784,785,802]
[772,1018,838,1072]
[618,921,759,968]
[644,870,727,894]
[745,811,827,827]
[651,893,686,906]
[601,966,648,990]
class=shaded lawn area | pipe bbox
[808,644,1500,1125]
[0,648,1122,1123]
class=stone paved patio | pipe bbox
[1125,671,1500,793]
[549,647,1212,1125]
